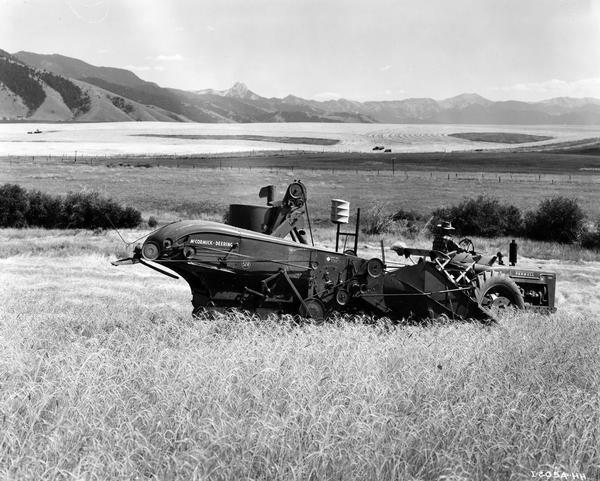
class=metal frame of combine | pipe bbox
[113,181,556,322]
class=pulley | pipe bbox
[366,258,385,278]
[299,298,326,320]
[335,289,350,306]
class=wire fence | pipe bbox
[3,153,600,185]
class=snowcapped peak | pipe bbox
[227,82,249,95]
[224,82,261,100]
[194,82,262,100]
[438,93,492,109]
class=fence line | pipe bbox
[3,154,600,185]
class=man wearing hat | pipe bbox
[432,220,461,253]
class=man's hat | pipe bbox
[436,220,455,231]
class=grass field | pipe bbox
[135,134,341,145]
[2,134,600,479]
[448,132,554,143]
[1,230,599,480]
[2,153,600,223]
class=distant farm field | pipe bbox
[135,133,341,145]
[1,121,599,156]
[2,123,600,223]
[2,122,600,480]
[448,132,554,143]
[2,153,600,221]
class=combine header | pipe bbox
[113,181,556,322]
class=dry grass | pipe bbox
[2,144,600,479]
[1,226,599,265]
[2,158,600,223]
[1,235,600,480]
[428,235,600,263]
[0,225,597,265]
[0,228,137,259]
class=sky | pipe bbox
[2,0,600,101]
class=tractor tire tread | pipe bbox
[475,272,525,309]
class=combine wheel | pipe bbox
[299,298,326,321]
[142,242,160,260]
[475,273,524,311]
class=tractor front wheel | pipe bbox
[475,273,525,311]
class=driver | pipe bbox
[432,221,461,253]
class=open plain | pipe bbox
[1,121,600,156]
[1,122,600,480]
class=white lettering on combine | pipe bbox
[189,239,234,248]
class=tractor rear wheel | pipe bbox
[475,273,525,311]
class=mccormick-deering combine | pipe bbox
[113,181,556,322]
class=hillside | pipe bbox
[14,51,149,88]
[10,52,371,123]
[2,49,600,124]
[0,50,88,120]
[0,51,188,122]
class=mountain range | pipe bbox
[2,49,600,124]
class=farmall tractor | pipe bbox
[113,181,556,322]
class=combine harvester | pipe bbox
[113,181,556,322]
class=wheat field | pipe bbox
[2,133,600,479]
[1,229,599,480]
